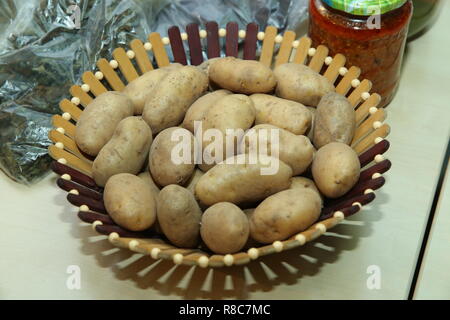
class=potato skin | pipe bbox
[240,124,315,175]
[182,89,231,133]
[137,171,160,197]
[185,169,204,194]
[142,66,208,134]
[195,154,293,206]
[209,57,276,94]
[92,117,152,187]
[312,142,360,198]
[313,92,355,149]
[123,63,182,115]
[289,176,321,198]
[250,94,311,135]
[157,185,202,248]
[250,188,322,243]
[199,94,256,171]
[149,127,196,187]
[274,63,335,106]
[200,202,249,254]
[104,173,156,231]
[75,91,133,156]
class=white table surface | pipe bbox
[414,162,450,300]
[1,3,450,300]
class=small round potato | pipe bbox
[250,94,311,135]
[143,65,208,134]
[250,188,322,243]
[313,92,356,149]
[195,154,293,206]
[312,142,360,198]
[157,185,202,248]
[209,57,276,94]
[200,202,249,254]
[182,89,231,133]
[75,91,133,156]
[123,63,182,115]
[274,63,335,106]
[149,127,196,187]
[240,124,315,175]
[104,173,156,231]
[92,117,152,187]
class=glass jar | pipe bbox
[409,0,440,38]
[308,0,413,107]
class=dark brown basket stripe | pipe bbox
[321,192,376,218]
[95,224,152,238]
[359,159,392,181]
[51,162,99,190]
[243,22,258,60]
[78,211,114,225]
[168,25,188,65]
[186,23,203,65]
[57,178,103,201]
[67,193,107,214]
[359,140,390,167]
[205,21,220,58]
[225,22,239,57]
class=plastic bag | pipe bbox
[0,0,308,184]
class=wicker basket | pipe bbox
[48,21,391,268]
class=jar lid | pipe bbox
[322,0,407,15]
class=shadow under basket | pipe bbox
[48,21,392,268]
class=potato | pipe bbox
[157,185,202,248]
[200,202,249,254]
[313,92,355,149]
[306,107,316,141]
[240,124,315,175]
[185,169,204,194]
[182,89,231,133]
[123,63,182,115]
[250,188,322,243]
[149,127,196,187]
[142,65,208,134]
[75,91,133,156]
[289,177,321,198]
[312,142,360,198]
[195,154,292,206]
[274,63,335,106]
[209,57,276,94]
[250,94,311,135]
[92,117,152,187]
[199,94,256,171]
[104,173,156,231]
[137,171,160,197]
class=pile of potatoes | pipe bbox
[74,56,361,255]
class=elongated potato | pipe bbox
[312,142,360,198]
[200,202,249,254]
[123,63,182,115]
[274,63,335,106]
[209,57,276,94]
[240,124,315,175]
[157,185,202,248]
[92,117,152,187]
[75,91,133,156]
[182,89,231,133]
[313,92,355,149]
[199,94,256,171]
[104,173,156,231]
[149,127,196,187]
[250,188,322,243]
[289,177,321,198]
[142,66,208,134]
[250,94,311,135]
[195,154,292,206]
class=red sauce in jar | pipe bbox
[309,0,413,107]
